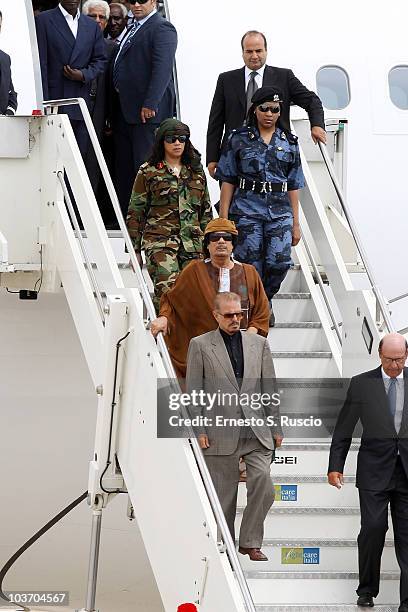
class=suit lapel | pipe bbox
[399,368,408,433]
[119,12,158,61]
[211,330,239,391]
[236,67,246,113]
[70,15,90,66]
[262,65,274,86]
[372,366,397,433]
[51,7,76,51]
[241,332,255,394]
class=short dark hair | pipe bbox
[241,30,267,51]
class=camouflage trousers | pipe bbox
[144,242,203,311]
[231,212,293,300]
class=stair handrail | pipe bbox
[42,97,256,612]
[317,141,394,333]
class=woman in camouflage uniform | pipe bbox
[126,118,213,310]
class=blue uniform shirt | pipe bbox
[215,126,305,219]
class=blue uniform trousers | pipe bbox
[231,211,293,300]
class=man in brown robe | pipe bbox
[150,219,269,378]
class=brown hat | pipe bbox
[204,218,238,235]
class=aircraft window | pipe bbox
[389,66,408,110]
[316,66,350,110]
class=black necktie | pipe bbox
[246,71,259,112]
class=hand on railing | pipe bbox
[311,126,327,144]
[150,316,168,338]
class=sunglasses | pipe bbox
[128,0,149,4]
[258,105,280,114]
[208,233,233,242]
[217,311,244,319]
[164,135,188,144]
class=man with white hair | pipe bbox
[106,3,129,45]
[82,0,110,32]
[328,333,408,611]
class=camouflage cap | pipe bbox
[251,86,283,105]
[155,118,190,141]
[204,218,238,235]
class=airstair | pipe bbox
[0,78,403,612]
[0,100,401,612]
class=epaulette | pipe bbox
[228,126,257,142]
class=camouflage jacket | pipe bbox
[215,126,304,219]
[126,162,212,252]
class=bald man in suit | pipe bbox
[206,30,325,178]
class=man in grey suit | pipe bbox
[186,292,283,561]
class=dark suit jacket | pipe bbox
[328,366,408,490]
[35,7,106,121]
[206,64,325,164]
[0,49,17,114]
[112,12,177,124]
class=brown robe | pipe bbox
[159,259,270,378]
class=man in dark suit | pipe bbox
[328,333,408,610]
[206,30,326,178]
[186,291,283,561]
[0,11,17,116]
[35,0,106,155]
[110,0,177,215]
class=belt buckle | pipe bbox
[282,182,287,193]
[260,181,267,194]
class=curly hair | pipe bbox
[148,136,203,172]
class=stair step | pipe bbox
[272,475,355,483]
[274,322,322,328]
[261,538,394,547]
[271,351,332,358]
[256,605,397,611]
[281,441,359,451]
[247,571,399,580]
[237,507,360,516]
[275,292,311,299]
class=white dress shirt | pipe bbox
[245,64,266,92]
[59,3,80,38]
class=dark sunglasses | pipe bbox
[208,233,233,242]
[128,0,149,4]
[258,104,280,114]
[164,134,188,144]
[218,311,244,319]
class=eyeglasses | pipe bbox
[381,355,407,365]
[128,0,150,4]
[208,233,233,242]
[164,135,188,144]
[217,311,244,320]
[258,105,280,114]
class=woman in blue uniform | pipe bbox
[217,86,304,324]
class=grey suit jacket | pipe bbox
[186,329,281,455]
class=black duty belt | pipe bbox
[238,176,287,194]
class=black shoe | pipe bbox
[398,601,408,612]
[357,594,374,607]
